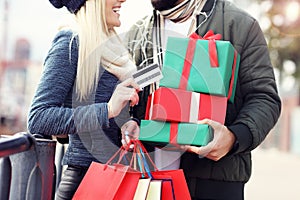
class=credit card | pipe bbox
[132,63,163,89]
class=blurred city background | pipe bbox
[0,0,299,199]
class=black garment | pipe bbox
[55,165,88,200]
[126,1,281,199]
[126,0,281,183]
[187,178,244,200]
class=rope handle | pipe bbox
[134,140,159,171]
[104,140,138,170]
[103,139,159,174]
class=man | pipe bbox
[125,0,281,199]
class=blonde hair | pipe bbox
[74,0,116,100]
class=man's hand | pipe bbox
[184,119,236,161]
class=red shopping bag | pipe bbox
[132,169,175,200]
[135,140,191,200]
[150,174,175,200]
[72,148,141,200]
[152,169,191,200]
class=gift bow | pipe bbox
[190,30,238,102]
[190,30,222,67]
[179,30,222,90]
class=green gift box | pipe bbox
[139,120,213,146]
[160,32,240,103]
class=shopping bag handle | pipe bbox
[135,145,153,178]
[104,141,138,170]
[134,142,176,200]
[131,140,159,172]
[103,139,158,173]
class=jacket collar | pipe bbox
[195,0,217,34]
[202,0,216,14]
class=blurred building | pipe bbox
[0,38,42,135]
[14,38,31,61]
[261,84,300,157]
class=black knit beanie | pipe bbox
[49,0,87,14]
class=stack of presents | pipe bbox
[139,30,240,147]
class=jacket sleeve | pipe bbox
[228,20,281,153]
[27,30,109,136]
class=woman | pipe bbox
[27,0,139,199]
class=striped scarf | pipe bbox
[159,0,207,23]
[151,0,207,92]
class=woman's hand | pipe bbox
[120,120,140,148]
[183,119,236,161]
[107,78,140,118]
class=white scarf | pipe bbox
[101,35,137,81]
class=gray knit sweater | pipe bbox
[28,30,125,167]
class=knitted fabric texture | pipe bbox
[49,0,86,13]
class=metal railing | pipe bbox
[0,132,34,158]
[0,132,57,200]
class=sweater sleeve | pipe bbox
[27,30,109,136]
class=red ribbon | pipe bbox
[227,50,238,101]
[190,30,222,68]
[179,37,197,90]
[179,30,222,90]
[169,123,178,145]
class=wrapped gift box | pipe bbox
[145,87,227,124]
[159,32,240,102]
[139,120,213,146]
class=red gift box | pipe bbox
[145,87,227,124]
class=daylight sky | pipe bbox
[1,0,262,63]
[0,0,152,62]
